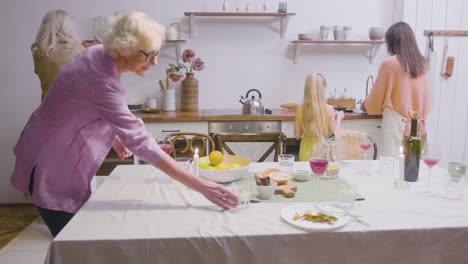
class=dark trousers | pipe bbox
[29,166,75,237]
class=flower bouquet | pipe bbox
[166,49,205,82]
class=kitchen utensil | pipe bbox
[166,23,180,40]
[441,37,448,75]
[240,89,265,115]
[338,205,370,227]
[159,80,165,90]
[444,56,455,77]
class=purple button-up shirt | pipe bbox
[11,45,165,213]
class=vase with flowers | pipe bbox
[167,49,205,112]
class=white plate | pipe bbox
[281,204,350,231]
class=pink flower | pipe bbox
[167,70,184,82]
[182,49,195,63]
[192,58,205,71]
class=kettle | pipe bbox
[239,89,264,115]
[166,23,180,40]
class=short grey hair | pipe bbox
[31,9,79,57]
[103,11,165,59]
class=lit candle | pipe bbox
[398,146,404,182]
[194,148,199,177]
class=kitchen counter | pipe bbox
[133,109,382,122]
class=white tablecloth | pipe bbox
[46,161,468,264]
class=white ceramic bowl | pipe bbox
[199,155,251,183]
[256,181,277,200]
[293,170,310,182]
[298,33,315,40]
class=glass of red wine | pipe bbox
[310,143,329,201]
[357,131,374,175]
[422,142,440,196]
[158,139,173,156]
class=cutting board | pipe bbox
[326,98,356,110]
[280,103,297,109]
[275,182,297,198]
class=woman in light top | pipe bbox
[31,10,85,101]
[294,73,344,161]
[362,22,431,155]
[12,12,238,237]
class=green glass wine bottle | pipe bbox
[404,112,421,182]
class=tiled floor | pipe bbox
[0,219,52,264]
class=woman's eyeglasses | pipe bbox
[139,50,162,62]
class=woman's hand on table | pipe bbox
[198,180,240,210]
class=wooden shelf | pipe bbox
[164,40,187,63]
[184,12,296,17]
[290,40,385,64]
[184,12,296,38]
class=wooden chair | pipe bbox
[326,130,378,160]
[163,132,215,158]
[213,132,286,162]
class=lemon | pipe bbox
[209,151,224,166]
[214,163,230,170]
[199,157,211,169]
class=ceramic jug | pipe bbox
[166,23,180,40]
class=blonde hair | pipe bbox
[103,11,165,59]
[299,73,331,139]
[31,10,79,57]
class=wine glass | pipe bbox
[421,142,440,196]
[357,131,374,176]
[310,143,329,201]
[158,139,173,155]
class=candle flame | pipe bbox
[399,146,403,154]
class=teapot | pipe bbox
[166,23,180,40]
[239,89,264,115]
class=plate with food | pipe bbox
[281,204,349,231]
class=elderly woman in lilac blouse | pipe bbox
[11,12,238,237]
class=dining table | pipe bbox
[45,161,468,264]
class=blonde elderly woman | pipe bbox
[11,11,239,237]
[31,9,85,101]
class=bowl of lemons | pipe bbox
[199,151,251,183]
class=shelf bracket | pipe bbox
[280,16,290,39]
[188,15,195,38]
[368,43,383,64]
[293,43,302,64]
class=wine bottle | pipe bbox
[404,113,421,182]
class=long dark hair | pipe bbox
[385,22,427,78]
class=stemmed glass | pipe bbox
[310,143,329,201]
[421,142,440,196]
[158,139,173,155]
[357,131,374,176]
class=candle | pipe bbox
[194,148,199,177]
[398,146,405,182]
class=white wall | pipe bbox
[404,0,468,168]
[0,0,397,203]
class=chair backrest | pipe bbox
[163,132,215,158]
[214,132,286,162]
[326,130,378,160]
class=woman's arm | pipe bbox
[153,155,239,210]
[364,61,390,114]
[112,135,133,159]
